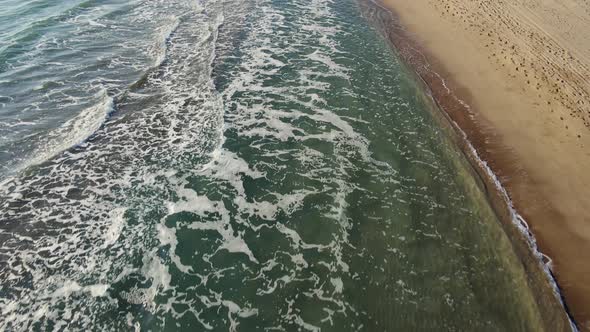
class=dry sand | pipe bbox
[380,0,590,329]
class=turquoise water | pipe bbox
[0,0,549,330]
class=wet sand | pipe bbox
[374,0,590,329]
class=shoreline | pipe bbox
[359,0,578,330]
[374,8,590,328]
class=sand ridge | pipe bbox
[381,0,590,330]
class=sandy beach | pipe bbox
[380,0,590,329]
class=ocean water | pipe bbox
[0,0,549,330]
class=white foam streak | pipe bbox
[104,208,126,246]
[199,148,264,196]
[152,17,181,67]
[19,89,114,172]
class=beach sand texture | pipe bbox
[382,0,590,329]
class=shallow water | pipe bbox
[0,0,548,330]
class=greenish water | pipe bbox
[0,0,549,330]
